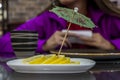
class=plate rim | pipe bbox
[50,51,120,56]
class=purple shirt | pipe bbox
[0,5,120,58]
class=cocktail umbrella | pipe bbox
[50,6,96,55]
[50,6,96,28]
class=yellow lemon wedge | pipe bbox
[22,55,42,63]
[41,54,58,64]
[58,57,70,64]
[50,55,65,64]
[29,55,46,64]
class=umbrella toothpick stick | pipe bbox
[58,7,79,55]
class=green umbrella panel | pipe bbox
[50,6,96,29]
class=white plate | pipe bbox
[7,58,96,73]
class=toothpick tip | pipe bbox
[74,7,79,12]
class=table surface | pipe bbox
[1,51,120,80]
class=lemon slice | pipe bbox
[22,55,42,63]
[59,57,70,64]
[50,55,65,64]
[41,54,58,64]
[29,55,46,64]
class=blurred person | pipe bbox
[0,0,120,58]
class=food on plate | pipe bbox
[22,54,80,64]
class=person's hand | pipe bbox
[43,31,75,51]
[77,33,115,50]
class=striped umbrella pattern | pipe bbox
[10,31,38,58]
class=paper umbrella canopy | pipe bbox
[50,6,96,28]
